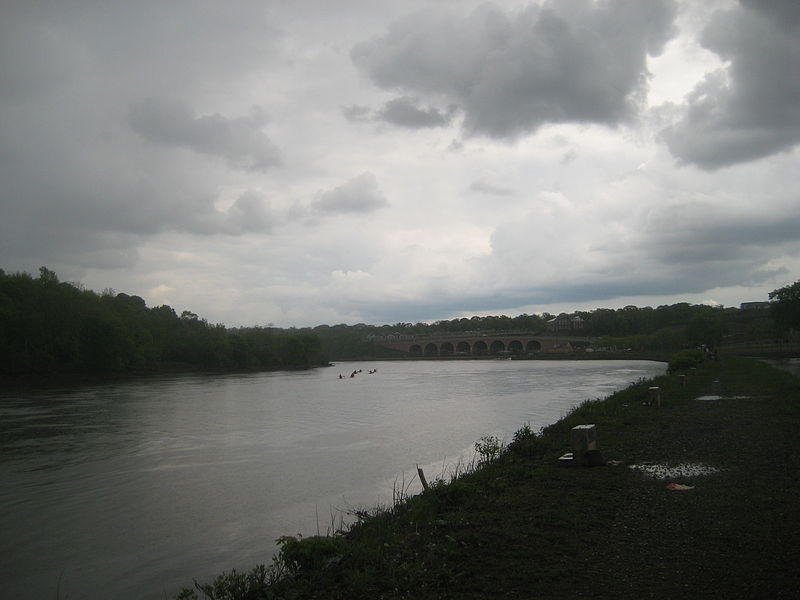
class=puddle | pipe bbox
[695,395,750,401]
[629,462,721,479]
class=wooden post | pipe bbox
[416,465,429,491]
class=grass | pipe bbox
[176,355,800,599]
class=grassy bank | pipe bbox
[178,355,800,599]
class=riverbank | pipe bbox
[178,355,800,599]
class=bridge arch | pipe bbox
[440,342,454,356]
[473,340,488,355]
[424,343,438,357]
[409,344,422,357]
[526,340,542,353]
[508,340,523,354]
[456,341,470,355]
[490,340,506,355]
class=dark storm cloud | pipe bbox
[0,1,279,100]
[341,97,454,129]
[351,0,678,139]
[377,97,454,128]
[740,0,800,28]
[182,192,277,236]
[129,99,281,171]
[623,203,800,294]
[0,215,142,272]
[311,172,389,214]
[0,0,284,274]
[341,104,373,122]
[474,191,800,317]
[661,0,800,169]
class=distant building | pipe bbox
[546,313,585,332]
[740,301,770,310]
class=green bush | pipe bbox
[275,535,345,575]
[175,565,272,600]
[667,348,705,373]
[474,435,504,464]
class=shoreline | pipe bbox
[177,354,800,599]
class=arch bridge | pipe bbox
[369,332,592,357]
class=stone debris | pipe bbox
[629,462,721,479]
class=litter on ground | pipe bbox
[666,483,695,490]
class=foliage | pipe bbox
[0,267,327,377]
[474,434,504,464]
[312,323,406,360]
[275,534,345,574]
[770,280,800,335]
[507,422,544,459]
[312,302,771,359]
[1,265,778,372]
[686,307,727,349]
[667,348,706,373]
[175,565,273,600]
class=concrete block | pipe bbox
[570,424,597,465]
[647,386,661,408]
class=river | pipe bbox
[0,359,665,599]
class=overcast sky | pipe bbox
[1,0,798,327]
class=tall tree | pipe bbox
[769,280,800,335]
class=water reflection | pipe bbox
[0,359,665,600]
[764,357,800,378]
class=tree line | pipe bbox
[0,267,326,378]
[2,266,796,376]
[310,286,800,358]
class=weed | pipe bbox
[667,348,705,373]
[175,565,274,600]
[474,434,504,464]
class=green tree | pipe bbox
[686,308,727,350]
[769,280,800,335]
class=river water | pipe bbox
[0,359,665,599]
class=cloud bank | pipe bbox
[352,0,678,138]
[1,0,799,327]
[661,0,800,168]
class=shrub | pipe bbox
[474,435,504,464]
[275,535,345,575]
[667,349,705,373]
[175,565,272,600]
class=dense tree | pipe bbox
[769,280,800,336]
[686,308,728,350]
[0,267,328,378]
